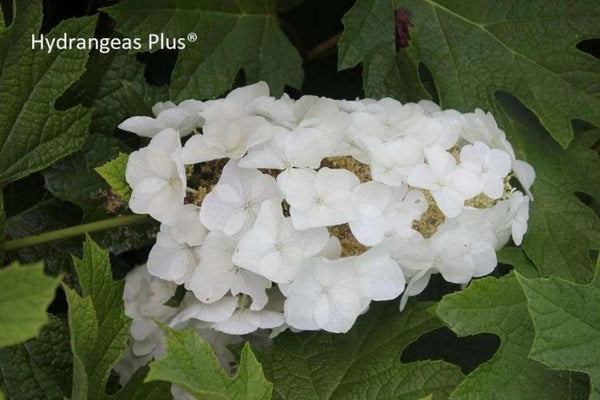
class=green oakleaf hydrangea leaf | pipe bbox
[497,96,600,284]
[516,259,600,399]
[338,0,600,147]
[147,328,272,400]
[0,315,72,400]
[103,0,303,100]
[0,262,59,348]
[59,49,169,136]
[0,1,94,184]
[95,153,132,202]
[497,247,539,279]
[265,301,463,400]
[337,0,430,102]
[64,236,170,400]
[436,273,589,399]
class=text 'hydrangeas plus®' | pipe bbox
[116,82,535,383]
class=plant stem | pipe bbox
[306,33,342,61]
[4,214,149,252]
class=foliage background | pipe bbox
[0,0,599,399]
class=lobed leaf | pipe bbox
[436,273,589,399]
[497,96,600,284]
[147,328,273,399]
[0,1,94,184]
[517,259,600,399]
[103,0,303,100]
[265,301,463,399]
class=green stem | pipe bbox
[4,214,149,252]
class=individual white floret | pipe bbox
[378,98,428,138]
[399,267,433,311]
[186,231,271,309]
[459,141,511,199]
[129,319,167,358]
[176,99,207,115]
[151,101,176,116]
[486,191,530,247]
[407,145,479,217]
[332,111,388,162]
[401,110,461,150]
[233,200,329,284]
[337,98,383,114]
[180,82,274,163]
[147,222,204,285]
[169,293,238,328]
[417,99,442,115]
[318,236,343,259]
[237,127,323,169]
[119,101,205,138]
[180,117,273,164]
[284,257,368,333]
[360,136,424,186]
[277,167,360,229]
[461,109,515,153]
[201,81,272,122]
[392,222,497,288]
[276,237,341,296]
[123,265,178,322]
[151,100,207,118]
[200,160,283,236]
[509,192,530,245]
[212,309,286,335]
[169,204,208,247]
[350,182,427,246]
[126,128,186,225]
[392,221,498,310]
[512,160,535,196]
[355,246,406,301]
[212,287,286,335]
[240,95,344,169]
[258,94,338,133]
[461,109,535,196]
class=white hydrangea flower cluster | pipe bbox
[120,82,535,344]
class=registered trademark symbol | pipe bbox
[187,32,198,42]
